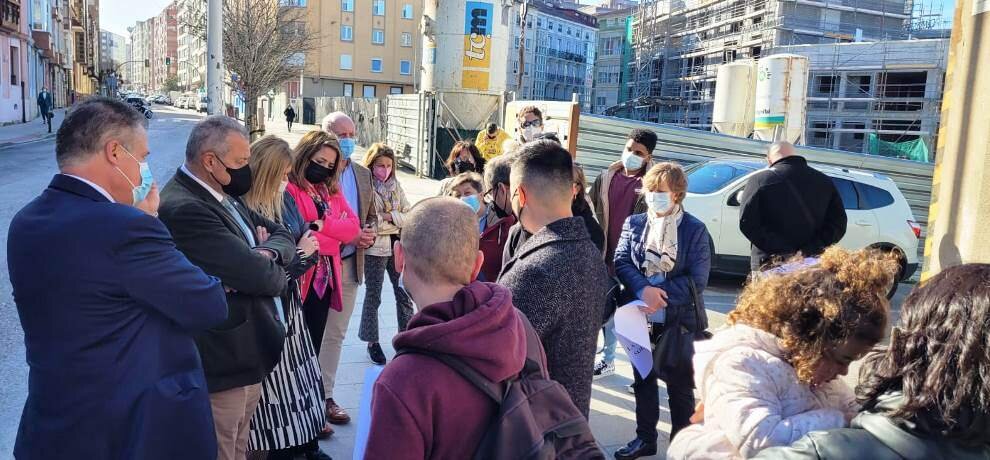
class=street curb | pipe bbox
[0,133,57,150]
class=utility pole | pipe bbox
[920,1,990,279]
[517,0,528,96]
[207,0,223,115]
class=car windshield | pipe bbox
[687,162,758,194]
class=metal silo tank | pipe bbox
[753,54,809,145]
[712,59,757,138]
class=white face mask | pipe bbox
[522,125,542,142]
[621,149,645,171]
[646,191,672,215]
[279,180,289,194]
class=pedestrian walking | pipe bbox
[612,162,712,459]
[755,263,990,460]
[358,142,414,365]
[438,141,486,196]
[739,141,847,272]
[284,105,296,133]
[8,97,227,460]
[37,87,53,133]
[319,112,376,425]
[475,122,511,160]
[479,152,517,282]
[589,128,657,380]
[364,198,602,460]
[498,140,610,417]
[667,247,898,459]
[240,136,333,460]
[159,116,296,460]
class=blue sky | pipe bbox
[100,0,173,37]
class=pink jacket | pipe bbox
[286,181,360,312]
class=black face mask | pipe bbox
[212,155,253,197]
[305,161,334,185]
[491,185,511,219]
[453,159,476,174]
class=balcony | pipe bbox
[1,0,21,33]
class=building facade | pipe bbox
[149,1,177,93]
[591,7,634,114]
[176,0,205,94]
[506,2,597,111]
[1,0,31,124]
[68,0,100,98]
[295,0,421,100]
[127,19,151,92]
[99,29,126,72]
[28,0,71,117]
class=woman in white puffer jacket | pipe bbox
[668,247,899,459]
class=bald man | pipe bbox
[739,141,847,271]
[317,111,375,426]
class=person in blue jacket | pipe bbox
[613,162,712,460]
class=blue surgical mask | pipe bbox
[114,146,154,204]
[645,191,671,215]
[621,149,645,172]
[338,137,356,157]
[461,195,482,214]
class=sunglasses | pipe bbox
[520,119,543,129]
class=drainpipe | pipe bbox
[22,81,27,123]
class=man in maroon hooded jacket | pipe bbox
[364,197,530,459]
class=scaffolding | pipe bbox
[621,0,950,159]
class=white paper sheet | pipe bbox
[352,365,385,460]
[614,301,654,378]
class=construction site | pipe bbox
[612,0,951,161]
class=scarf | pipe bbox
[644,205,683,277]
[305,184,334,301]
[373,176,401,216]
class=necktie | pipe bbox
[221,197,286,326]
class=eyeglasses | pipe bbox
[520,119,543,129]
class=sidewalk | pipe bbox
[0,110,65,148]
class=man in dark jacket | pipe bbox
[739,141,847,271]
[159,115,294,460]
[498,141,610,417]
[479,151,517,281]
[365,198,529,459]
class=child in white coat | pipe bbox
[667,247,898,459]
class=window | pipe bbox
[363,85,376,98]
[371,58,383,73]
[855,182,895,210]
[341,0,353,12]
[372,0,385,16]
[372,29,385,44]
[401,32,412,47]
[340,25,353,41]
[343,83,353,97]
[815,75,838,95]
[400,60,411,75]
[390,86,403,95]
[687,163,757,195]
[339,54,352,70]
[9,46,19,86]
[831,178,860,210]
[401,4,413,19]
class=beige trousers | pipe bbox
[209,384,262,460]
[320,256,359,399]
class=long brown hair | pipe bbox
[445,141,485,176]
[291,130,343,194]
[363,142,397,180]
[243,135,293,222]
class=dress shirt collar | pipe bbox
[181,164,226,203]
[62,174,115,203]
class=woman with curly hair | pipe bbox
[754,263,990,459]
[667,247,898,459]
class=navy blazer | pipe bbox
[613,211,712,328]
[8,174,228,459]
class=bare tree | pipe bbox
[183,0,317,138]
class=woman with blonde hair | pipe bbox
[240,136,333,459]
[667,247,899,459]
[284,131,361,434]
[357,143,414,365]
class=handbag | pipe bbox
[652,278,712,382]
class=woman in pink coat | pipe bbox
[285,131,361,414]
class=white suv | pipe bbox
[683,159,921,282]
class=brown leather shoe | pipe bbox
[316,422,334,440]
[326,398,351,425]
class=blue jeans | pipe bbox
[602,317,617,364]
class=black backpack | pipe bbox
[397,315,604,460]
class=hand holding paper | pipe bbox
[614,301,654,378]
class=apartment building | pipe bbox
[99,29,126,72]
[29,0,71,112]
[1,0,30,123]
[149,1,177,93]
[591,7,634,114]
[296,0,421,100]
[126,19,150,92]
[506,2,598,111]
[69,0,100,97]
[176,0,205,93]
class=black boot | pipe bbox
[368,342,387,365]
[614,437,658,460]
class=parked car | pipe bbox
[176,97,189,109]
[196,96,208,113]
[682,159,921,283]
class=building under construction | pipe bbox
[618,0,949,159]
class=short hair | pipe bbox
[446,141,485,176]
[516,105,543,121]
[643,162,688,204]
[448,172,483,197]
[55,97,146,168]
[486,122,498,133]
[628,128,658,153]
[291,130,344,194]
[483,151,516,192]
[533,132,561,144]
[185,115,248,162]
[322,111,353,134]
[511,140,573,206]
[401,198,479,284]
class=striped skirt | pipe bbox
[248,291,327,451]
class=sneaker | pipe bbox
[368,342,387,365]
[593,360,615,380]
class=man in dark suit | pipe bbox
[8,97,228,459]
[159,115,295,460]
[37,87,54,132]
